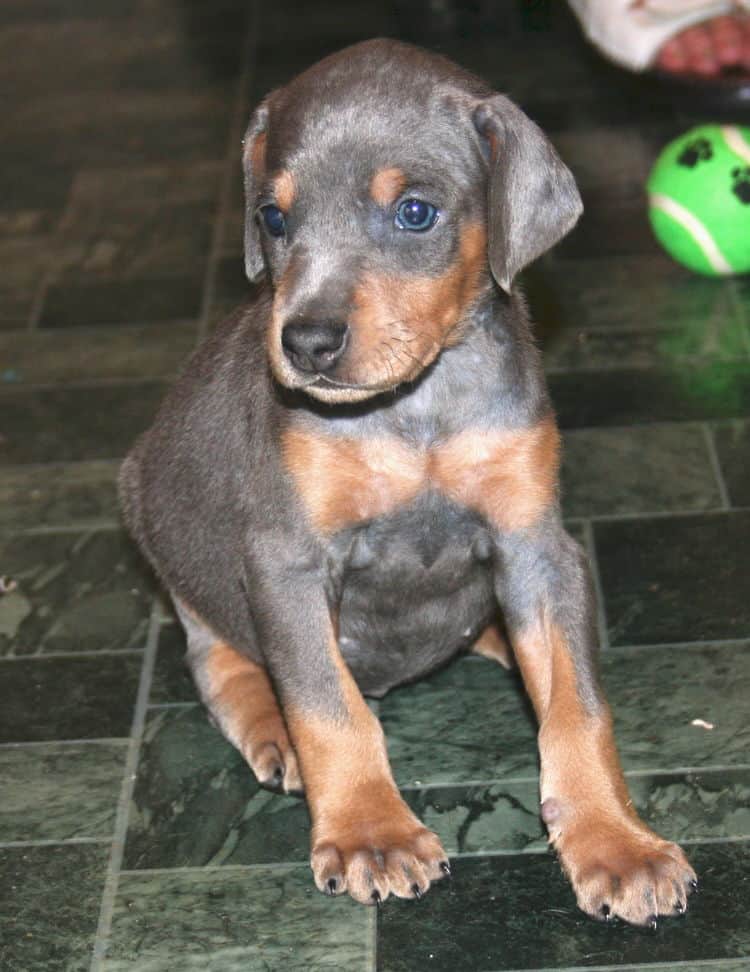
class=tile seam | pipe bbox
[195,3,259,346]
[703,423,733,510]
[88,601,161,972]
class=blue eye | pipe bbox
[395,198,438,232]
[260,205,286,238]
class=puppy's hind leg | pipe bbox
[173,598,302,794]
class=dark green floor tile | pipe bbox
[0,322,197,384]
[544,320,749,372]
[39,275,203,328]
[123,707,309,869]
[529,255,742,338]
[382,659,539,787]
[0,654,142,742]
[0,741,126,841]
[549,364,750,429]
[104,866,371,971]
[0,843,107,972]
[0,529,153,656]
[56,200,215,284]
[403,768,750,856]
[712,419,750,507]
[0,461,120,530]
[561,425,721,518]
[382,644,750,787]
[149,622,198,704]
[376,842,750,972]
[0,381,167,463]
[595,512,750,645]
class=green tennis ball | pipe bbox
[647,125,750,277]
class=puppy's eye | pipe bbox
[260,204,286,238]
[395,198,438,232]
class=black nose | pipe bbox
[281,321,348,374]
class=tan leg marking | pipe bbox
[472,623,513,669]
[514,618,696,925]
[287,629,448,904]
[205,642,302,793]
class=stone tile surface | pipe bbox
[0,654,142,742]
[104,867,371,971]
[0,843,108,972]
[0,741,126,842]
[376,843,750,972]
[0,529,153,657]
[596,513,750,645]
[560,424,721,518]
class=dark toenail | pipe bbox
[439,861,451,877]
[675,901,685,914]
[326,878,337,896]
[601,904,611,920]
[273,765,283,781]
[648,915,658,930]
[412,883,422,900]
[690,879,699,893]
[371,890,382,906]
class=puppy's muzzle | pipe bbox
[281,320,349,375]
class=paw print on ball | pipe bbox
[678,138,713,168]
[731,166,750,205]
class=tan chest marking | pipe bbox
[282,415,559,535]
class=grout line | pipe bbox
[565,503,750,524]
[510,958,750,972]
[450,834,750,862]
[0,738,128,750]
[7,520,122,536]
[582,520,609,651]
[606,636,750,652]
[366,904,378,972]
[397,764,750,792]
[0,648,144,663]
[89,601,161,972]
[146,701,199,710]
[703,423,732,510]
[0,837,112,849]
[195,3,259,346]
[118,861,307,877]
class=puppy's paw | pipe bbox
[310,789,449,905]
[248,735,303,795]
[555,817,697,927]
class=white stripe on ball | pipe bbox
[649,192,733,275]
[721,126,750,165]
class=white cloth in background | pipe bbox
[567,0,750,71]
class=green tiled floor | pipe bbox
[1,0,749,970]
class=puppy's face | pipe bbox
[243,41,582,404]
[248,108,490,403]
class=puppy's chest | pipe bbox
[281,419,559,537]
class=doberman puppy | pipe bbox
[120,38,697,924]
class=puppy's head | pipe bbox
[243,39,581,404]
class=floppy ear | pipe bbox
[242,101,270,283]
[473,97,582,293]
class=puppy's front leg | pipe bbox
[246,535,448,905]
[495,517,697,926]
